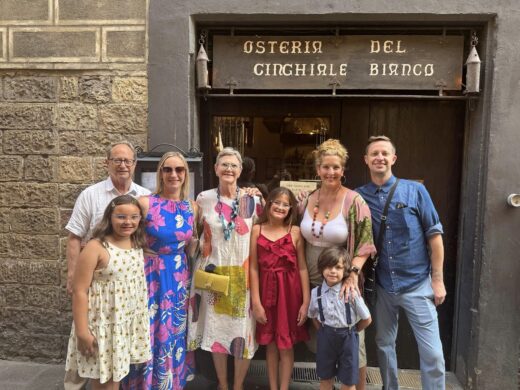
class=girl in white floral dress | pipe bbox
[65,195,151,390]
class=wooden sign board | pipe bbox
[212,35,463,90]
[280,180,319,194]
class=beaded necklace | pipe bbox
[311,188,340,239]
[216,186,240,241]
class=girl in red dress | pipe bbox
[250,187,310,390]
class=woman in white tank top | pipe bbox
[298,139,376,390]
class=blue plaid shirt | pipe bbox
[357,176,443,293]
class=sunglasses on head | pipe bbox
[161,166,186,174]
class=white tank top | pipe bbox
[300,196,349,247]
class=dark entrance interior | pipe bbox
[201,96,465,368]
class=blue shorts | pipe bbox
[316,325,359,386]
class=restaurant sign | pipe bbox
[212,35,463,91]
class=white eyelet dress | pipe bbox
[65,242,151,384]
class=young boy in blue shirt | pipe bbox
[308,246,372,390]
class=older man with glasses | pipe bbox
[63,141,150,389]
[65,141,150,295]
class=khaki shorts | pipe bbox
[306,326,367,368]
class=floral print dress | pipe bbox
[187,189,262,359]
[122,195,195,390]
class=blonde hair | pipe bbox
[155,152,190,200]
[366,135,396,154]
[313,139,349,167]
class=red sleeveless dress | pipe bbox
[255,229,309,349]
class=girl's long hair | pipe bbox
[256,187,298,227]
[91,195,147,249]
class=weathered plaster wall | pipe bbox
[149,1,520,389]
[0,0,148,362]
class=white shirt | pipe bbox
[65,177,151,240]
[308,281,371,328]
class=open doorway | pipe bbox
[200,96,465,369]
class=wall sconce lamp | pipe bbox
[507,194,520,208]
[464,32,481,94]
[196,32,211,90]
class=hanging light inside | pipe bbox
[464,32,481,94]
[196,32,211,90]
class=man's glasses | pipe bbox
[220,162,240,170]
[109,158,135,166]
[161,166,186,174]
[271,200,291,210]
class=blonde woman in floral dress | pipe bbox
[122,152,197,390]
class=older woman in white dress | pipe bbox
[187,148,263,390]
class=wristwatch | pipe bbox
[348,266,360,275]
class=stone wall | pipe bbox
[0,0,148,362]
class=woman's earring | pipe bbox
[314,175,321,181]
[341,175,346,185]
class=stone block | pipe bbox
[0,30,4,60]
[99,104,147,133]
[0,0,50,23]
[126,133,148,151]
[58,184,89,208]
[3,130,58,154]
[0,260,60,285]
[59,287,72,311]
[82,132,147,158]
[9,208,59,234]
[59,237,68,262]
[24,155,57,182]
[58,156,93,183]
[11,28,98,61]
[0,208,10,233]
[3,77,57,102]
[59,131,84,156]
[0,155,23,181]
[1,307,69,334]
[0,234,8,256]
[79,76,112,104]
[60,209,73,235]
[93,157,108,181]
[59,77,78,101]
[0,183,58,207]
[0,331,66,361]
[58,103,97,130]
[112,77,147,103]
[104,28,145,61]
[5,234,60,259]
[0,104,55,129]
[0,285,61,310]
[59,0,146,22]
[83,132,113,155]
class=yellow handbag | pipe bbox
[194,269,230,296]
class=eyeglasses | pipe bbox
[161,166,186,174]
[271,200,291,210]
[109,158,135,166]
[114,214,141,222]
[220,162,240,170]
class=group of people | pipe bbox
[64,136,447,390]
